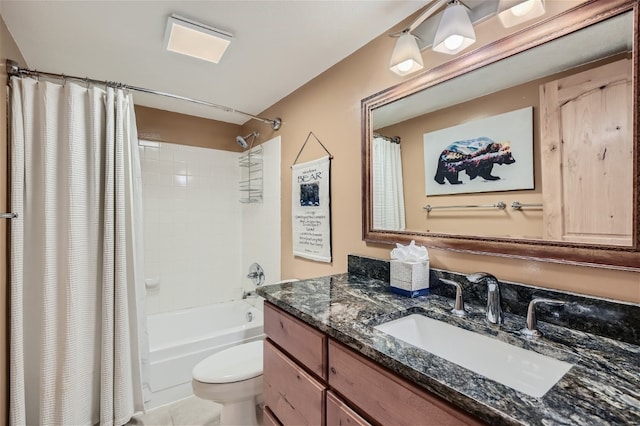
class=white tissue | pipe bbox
[390,240,428,263]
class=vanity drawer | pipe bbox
[326,391,372,426]
[328,339,484,426]
[264,339,326,426]
[264,302,327,379]
[263,406,282,426]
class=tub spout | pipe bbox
[242,290,257,299]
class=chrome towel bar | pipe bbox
[423,202,506,212]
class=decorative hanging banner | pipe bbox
[292,155,332,262]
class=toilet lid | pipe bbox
[193,340,263,384]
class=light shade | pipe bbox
[389,32,424,76]
[497,0,546,28]
[164,15,232,64]
[432,2,476,55]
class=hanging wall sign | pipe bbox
[292,155,331,262]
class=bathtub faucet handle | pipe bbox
[247,263,265,286]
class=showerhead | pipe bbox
[236,131,259,149]
[236,135,248,148]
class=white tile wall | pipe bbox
[242,136,282,290]
[140,139,281,314]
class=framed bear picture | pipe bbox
[424,107,534,196]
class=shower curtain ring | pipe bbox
[85,77,90,89]
[61,74,66,87]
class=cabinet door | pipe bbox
[264,339,325,426]
[326,391,371,426]
[539,58,632,245]
[328,339,484,426]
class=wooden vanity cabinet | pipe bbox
[264,340,325,425]
[263,302,484,426]
[263,406,282,426]
[264,302,327,379]
[326,391,371,426]
[329,340,484,426]
[264,303,327,425]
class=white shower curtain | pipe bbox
[9,77,148,426]
[373,136,406,230]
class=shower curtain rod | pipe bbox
[5,59,282,130]
[373,132,401,144]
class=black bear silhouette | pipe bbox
[434,137,515,185]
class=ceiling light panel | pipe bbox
[164,14,232,64]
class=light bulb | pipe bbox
[396,59,414,72]
[511,0,534,17]
[444,34,464,51]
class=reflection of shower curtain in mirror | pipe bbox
[9,77,148,425]
[373,137,406,230]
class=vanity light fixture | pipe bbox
[497,0,546,28]
[388,0,475,76]
[389,31,424,76]
[388,0,447,76]
[388,0,544,75]
[164,14,232,64]
[432,0,476,55]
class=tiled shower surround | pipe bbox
[139,138,280,314]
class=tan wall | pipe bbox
[248,1,640,303]
[1,14,26,424]
[135,105,242,151]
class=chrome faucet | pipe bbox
[521,298,567,339]
[242,290,258,299]
[439,279,466,317]
[467,272,503,325]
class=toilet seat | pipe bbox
[193,340,263,384]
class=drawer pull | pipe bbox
[330,367,337,375]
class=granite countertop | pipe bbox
[257,273,640,426]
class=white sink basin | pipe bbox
[374,314,573,397]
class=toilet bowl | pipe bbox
[192,340,263,426]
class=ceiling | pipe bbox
[0,1,426,125]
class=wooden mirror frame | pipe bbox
[362,0,640,271]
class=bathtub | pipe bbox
[146,299,264,409]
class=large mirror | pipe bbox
[362,0,639,270]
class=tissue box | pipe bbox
[390,260,430,297]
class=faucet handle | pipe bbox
[439,279,466,317]
[521,298,567,339]
[247,263,265,286]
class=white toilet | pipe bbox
[192,340,264,426]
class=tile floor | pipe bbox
[127,396,263,426]
[127,396,220,425]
